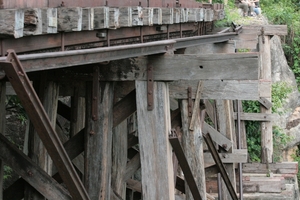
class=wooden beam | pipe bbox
[0,9,24,38]
[243,162,298,175]
[233,112,273,121]
[126,179,142,193]
[0,134,71,200]
[124,152,141,182]
[84,82,114,200]
[136,81,175,199]
[169,80,260,100]
[258,97,272,109]
[204,149,248,164]
[0,81,5,200]
[100,53,259,81]
[202,122,232,151]
[242,25,288,36]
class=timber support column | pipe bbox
[136,81,175,200]
[84,79,114,200]
[0,81,5,200]
[259,34,273,163]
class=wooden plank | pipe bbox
[233,112,273,121]
[0,81,5,200]
[204,9,214,22]
[136,81,175,200]
[202,122,232,151]
[94,7,109,29]
[109,7,119,29]
[100,53,259,81]
[173,8,180,23]
[41,8,58,34]
[242,25,288,36]
[119,7,132,27]
[180,100,207,199]
[259,80,272,98]
[189,81,203,131]
[259,97,272,109]
[126,179,142,193]
[84,82,114,200]
[131,6,143,26]
[57,7,82,31]
[204,149,248,164]
[0,9,24,38]
[243,162,298,175]
[124,152,141,182]
[142,7,153,26]
[153,8,162,24]
[235,40,257,49]
[82,8,94,30]
[0,134,71,200]
[169,80,259,100]
[162,8,173,24]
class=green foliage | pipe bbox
[3,165,12,180]
[6,95,27,124]
[271,82,293,113]
[273,126,293,162]
[291,147,300,184]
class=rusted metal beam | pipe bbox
[0,50,90,200]
[203,132,238,200]
[169,130,202,200]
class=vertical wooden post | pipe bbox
[216,100,236,200]
[25,73,59,199]
[70,86,85,137]
[136,81,174,200]
[180,100,207,199]
[111,120,127,199]
[259,35,273,163]
[0,81,6,200]
[84,82,114,200]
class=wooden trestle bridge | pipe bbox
[0,0,294,199]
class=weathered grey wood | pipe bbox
[127,179,142,193]
[243,162,298,175]
[259,97,272,109]
[0,134,71,200]
[242,25,288,36]
[204,99,216,126]
[119,7,132,27]
[233,112,273,121]
[24,8,42,36]
[180,8,187,23]
[41,8,57,34]
[180,100,207,200]
[259,35,273,164]
[109,8,119,29]
[111,121,127,200]
[84,81,114,200]
[124,152,141,182]
[94,7,109,29]
[152,8,162,25]
[188,8,197,22]
[202,122,232,151]
[131,6,143,26]
[204,9,214,22]
[243,176,285,193]
[204,149,248,164]
[142,7,153,26]
[82,8,94,30]
[259,81,272,98]
[198,8,204,22]
[235,40,258,50]
[100,53,259,81]
[162,8,173,24]
[173,8,180,23]
[189,81,203,131]
[0,9,24,38]
[70,89,85,137]
[234,101,247,149]
[136,81,174,200]
[0,81,5,200]
[57,7,82,31]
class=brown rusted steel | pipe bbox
[0,50,90,200]
[187,87,192,117]
[147,63,154,111]
[169,129,202,200]
[92,66,99,121]
[203,132,238,200]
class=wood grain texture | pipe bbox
[94,7,109,29]
[0,9,24,38]
[233,112,273,121]
[203,149,248,164]
[82,8,94,30]
[0,81,5,200]
[242,25,288,36]
[84,82,114,200]
[41,8,58,34]
[57,7,82,31]
[136,81,175,200]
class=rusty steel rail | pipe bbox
[169,129,202,200]
[203,132,238,200]
[0,32,237,72]
[0,50,90,200]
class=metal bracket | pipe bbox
[187,87,192,117]
[147,63,153,111]
[92,66,99,121]
[169,129,202,200]
[203,132,238,200]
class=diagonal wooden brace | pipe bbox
[0,50,90,200]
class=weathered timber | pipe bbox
[100,53,259,81]
[243,162,298,175]
[259,97,272,109]
[169,80,259,100]
[243,176,285,193]
[204,149,248,164]
[41,8,58,34]
[189,81,203,131]
[162,8,173,24]
[131,6,142,26]
[111,121,128,200]
[0,134,71,200]
[70,89,85,137]
[84,81,114,200]
[259,35,273,164]
[23,8,42,36]
[234,101,247,149]
[0,9,24,38]
[0,81,5,200]
[142,7,153,26]
[57,7,82,31]
[109,8,120,29]
[126,179,142,193]
[119,7,132,27]
[124,152,141,181]
[173,8,180,23]
[242,25,288,35]
[204,9,214,22]
[259,80,272,98]
[188,8,198,22]
[153,8,162,24]
[180,100,207,199]
[233,112,273,121]
[82,8,94,30]
[136,81,174,200]
[204,99,216,126]
[205,165,219,177]
[202,122,232,151]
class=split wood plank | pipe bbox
[202,122,232,151]
[82,8,94,30]
[0,81,5,200]
[41,8,58,34]
[23,8,43,36]
[204,149,248,164]
[189,81,203,131]
[136,81,175,200]
[100,53,259,81]
[243,162,298,175]
[233,112,273,121]
[242,25,288,36]
[57,7,82,31]
[84,81,114,200]
[0,9,24,38]
[0,134,71,200]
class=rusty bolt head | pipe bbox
[90,130,95,135]
[222,144,227,149]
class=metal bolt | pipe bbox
[27,170,33,177]
[90,130,95,135]
[222,144,227,149]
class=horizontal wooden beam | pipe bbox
[243,162,298,175]
[204,149,248,164]
[0,134,71,200]
[233,112,273,121]
[242,25,288,36]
